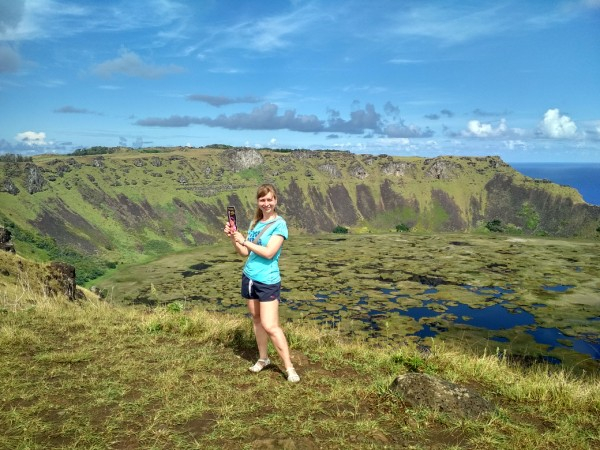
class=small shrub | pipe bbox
[391,353,437,374]
[395,223,410,232]
[146,321,163,334]
[518,202,540,231]
[332,226,349,234]
[485,219,504,233]
[166,301,184,313]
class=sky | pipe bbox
[1,0,599,163]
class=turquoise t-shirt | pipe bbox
[243,217,288,284]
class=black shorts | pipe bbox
[241,273,280,302]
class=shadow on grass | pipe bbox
[228,326,292,380]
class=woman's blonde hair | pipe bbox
[250,184,278,229]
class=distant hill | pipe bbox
[1,146,599,282]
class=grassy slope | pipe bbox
[1,251,599,449]
[2,149,588,266]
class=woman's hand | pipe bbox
[224,222,236,237]
[232,231,245,245]
[225,228,249,256]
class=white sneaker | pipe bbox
[286,367,300,383]
[249,358,270,373]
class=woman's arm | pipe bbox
[234,232,284,260]
[233,234,250,256]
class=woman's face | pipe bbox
[258,191,277,214]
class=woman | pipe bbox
[224,184,300,383]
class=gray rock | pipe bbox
[25,163,46,194]
[48,261,79,301]
[317,163,341,178]
[381,161,417,177]
[1,178,20,195]
[222,148,263,172]
[56,164,71,177]
[0,227,16,253]
[92,157,105,168]
[66,158,81,168]
[390,372,495,419]
[0,226,12,244]
[349,163,368,179]
[424,158,459,180]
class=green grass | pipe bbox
[1,252,599,449]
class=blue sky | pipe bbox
[1,0,599,162]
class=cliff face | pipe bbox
[1,147,598,265]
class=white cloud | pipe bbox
[463,118,509,137]
[1,0,187,41]
[389,4,512,45]
[217,4,322,53]
[539,108,578,138]
[503,140,527,150]
[16,131,47,145]
[0,0,87,41]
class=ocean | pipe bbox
[510,163,600,206]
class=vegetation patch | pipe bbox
[95,233,600,372]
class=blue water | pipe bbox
[542,284,575,293]
[282,283,600,362]
[511,163,600,206]
[393,300,535,330]
[527,328,600,359]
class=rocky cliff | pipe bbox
[1,147,598,272]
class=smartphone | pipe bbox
[227,206,237,232]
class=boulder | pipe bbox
[317,163,341,178]
[1,243,15,253]
[92,157,105,168]
[390,372,495,419]
[381,161,417,177]
[47,261,79,301]
[1,178,20,195]
[0,227,16,253]
[25,163,46,194]
[0,227,11,244]
[349,163,368,179]
[424,158,459,180]
[56,165,71,177]
[222,148,263,172]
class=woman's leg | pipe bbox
[247,299,269,359]
[259,300,294,369]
